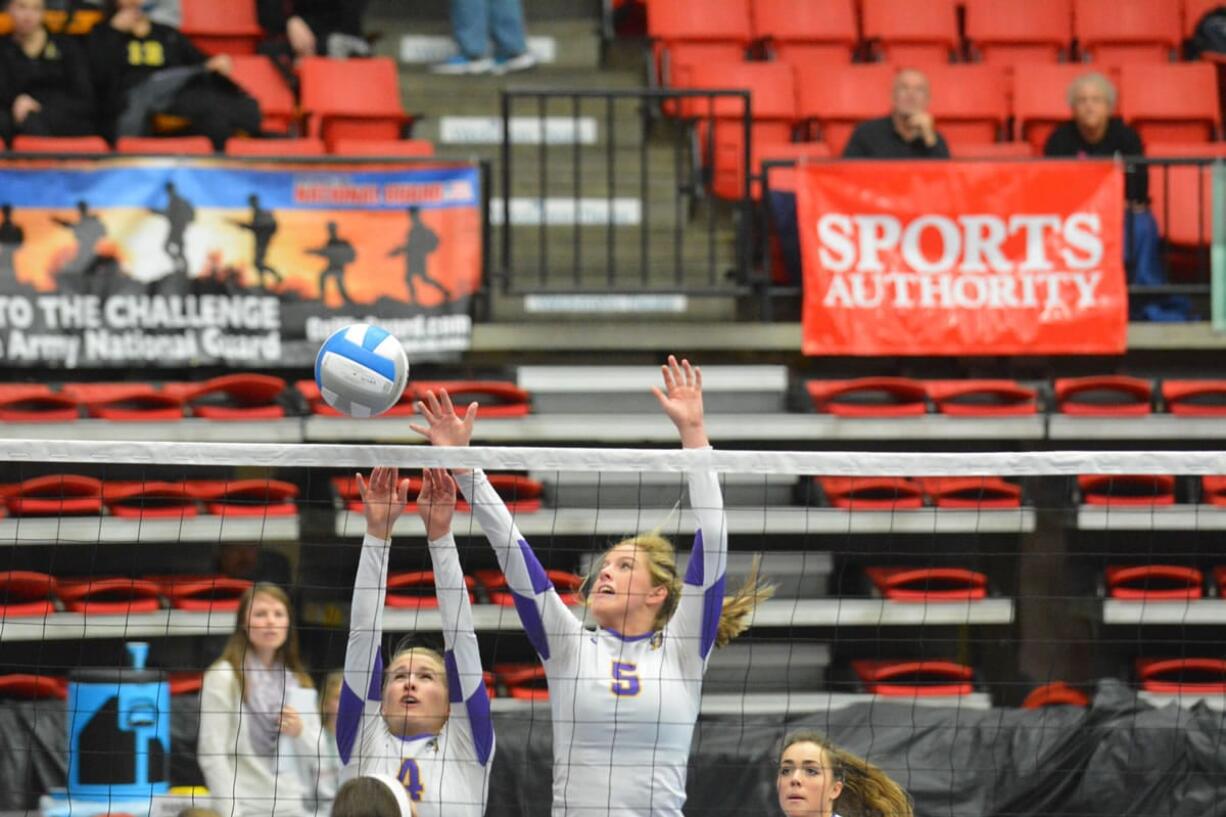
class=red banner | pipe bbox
[797,161,1126,356]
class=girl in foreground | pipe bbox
[413,356,773,817]
[335,466,493,817]
[777,731,913,817]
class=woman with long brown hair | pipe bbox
[198,583,322,817]
[777,731,913,817]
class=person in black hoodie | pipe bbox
[86,0,259,149]
[0,0,96,139]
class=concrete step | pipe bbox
[395,19,601,70]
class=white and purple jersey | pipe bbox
[459,465,728,817]
[336,532,493,817]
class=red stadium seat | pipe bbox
[225,138,326,157]
[756,141,832,194]
[409,381,532,418]
[385,571,476,609]
[299,57,411,152]
[917,477,1023,508]
[1106,565,1203,600]
[158,576,252,612]
[1077,474,1176,506]
[1075,0,1181,64]
[186,480,299,516]
[164,374,288,420]
[170,672,204,695]
[1184,0,1223,38]
[1162,379,1226,416]
[474,569,582,606]
[1202,476,1226,506]
[925,380,1038,416]
[806,378,927,417]
[180,0,261,56]
[116,136,214,155]
[0,571,57,617]
[0,384,78,422]
[61,383,184,421]
[455,475,543,514]
[1022,682,1089,708]
[923,64,1010,147]
[1216,566,1226,594]
[1137,657,1226,694]
[1054,375,1153,416]
[330,138,436,157]
[1120,63,1219,145]
[751,0,857,65]
[818,477,925,510]
[963,0,1072,64]
[795,63,896,156]
[57,578,163,615]
[296,380,417,417]
[646,0,751,86]
[0,675,67,700]
[861,0,959,64]
[1148,143,1226,248]
[495,663,549,700]
[228,55,298,136]
[102,481,198,519]
[949,142,1036,159]
[10,135,109,154]
[1012,64,1121,152]
[852,659,975,697]
[865,567,989,601]
[5,475,102,517]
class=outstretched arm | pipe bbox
[336,466,409,767]
[656,357,727,664]
[412,390,582,666]
[419,468,493,766]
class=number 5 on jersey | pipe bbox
[611,661,640,696]
[398,758,424,801]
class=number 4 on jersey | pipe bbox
[611,661,640,696]
[398,758,424,801]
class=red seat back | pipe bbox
[1147,144,1226,247]
[180,0,261,56]
[795,63,896,155]
[228,55,297,135]
[925,380,1038,416]
[852,659,976,696]
[807,378,927,417]
[0,571,57,617]
[963,0,1072,63]
[751,0,857,64]
[1023,682,1088,708]
[298,57,408,151]
[1106,565,1203,600]
[818,476,925,509]
[0,384,78,422]
[116,136,214,155]
[1075,0,1181,63]
[917,477,1023,508]
[865,567,989,601]
[225,138,326,157]
[949,142,1036,159]
[1162,378,1226,415]
[1054,375,1153,416]
[1078,474,1176,506]
[11,135,109,154]
[923,64,1010,146]
[1120,63,1219,145]
[862,0,959,64]
[1137,657,1226,694]
[330,139,436,157]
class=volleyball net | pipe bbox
[2,440,1225,816]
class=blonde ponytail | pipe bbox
[714,554,775,648]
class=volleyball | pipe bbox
[314,324,410,418]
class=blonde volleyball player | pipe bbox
[412,356,773,817]
[335,466,493,817]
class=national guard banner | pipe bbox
[0,157,482,368]
[796,160,1127,356]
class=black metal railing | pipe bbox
[496,88,754,301]
[756,155,1222,322]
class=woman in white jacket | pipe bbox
[198,582,323,817]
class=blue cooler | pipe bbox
[66,643,170,800]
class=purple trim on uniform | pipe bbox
[699,576,726,659]
[444,650,463,703]
[397,731,437,743]
[684,530,705,586]
[519,539,553,594]
[513,591,550,660]
[465,685,495,766]
[367,652,384,701]
[603,626,655,643]
[336,681,364,764]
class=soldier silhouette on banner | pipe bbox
[308,221,356,305]
[149,181,195,274]
[0,204,24,288]
[53,200,106,283]
[230,194,281,290]
[388,206,448,305]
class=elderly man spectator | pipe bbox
[842,68,949,158]
[1044,71,1174,310]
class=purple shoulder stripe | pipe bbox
[699,576,725,659]
[684,530,706,586]
[336,681,364,764]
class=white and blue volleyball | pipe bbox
[314,324,410,417]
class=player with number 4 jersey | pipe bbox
[336,467,493,817]
[412,356,774,817]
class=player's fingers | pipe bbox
[693,365,703,391]
[680,358,695,387]
[439,389,456,416]
[660,363,676,393]
[356,473,368,499]
[408,422,431,439]
[423,390,443,417]
[396,478,410,504]
[464,402,478,426]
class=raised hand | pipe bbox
[417,468,457,542]
[651,355,708,448]
[357,465,410,541]
[409,388,477,448]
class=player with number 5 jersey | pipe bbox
[336,466,494,817]
[412,356,774,817]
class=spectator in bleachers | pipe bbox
[0,0,97,139]
[87,0,260,149]
[777,731,913,817]
[431,0,536,76]
[198,582,324,817]
[257,0,371,60]
[842,68,949,159]
[1044,72,1170,302]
